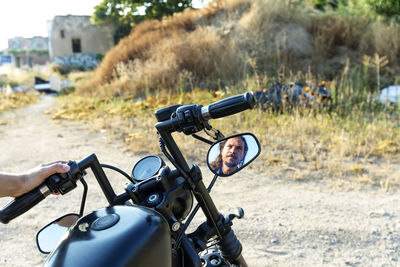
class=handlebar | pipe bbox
[156,92,255,135]
[0,93,255,224]
[201,92,255,120]
[0,185,50,224]
[0,161,82,224]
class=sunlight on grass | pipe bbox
[47,86,400,190]
[0,92,39,113]
[38,0,400,190]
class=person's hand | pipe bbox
[18,161,70,197]
[0,161,70,198]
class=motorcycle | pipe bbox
[0,92,261,267]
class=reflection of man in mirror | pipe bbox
[210,136,248,175]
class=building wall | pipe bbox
[6,36,49,66]
[8,36,48,51]
[13,52,49,67]
[49,15,113,59]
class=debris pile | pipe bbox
[254,82,332,109]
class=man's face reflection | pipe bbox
[221,137,245,173]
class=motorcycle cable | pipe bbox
[175,173,219,248]
[99,164,133,183]
[159,137,191,182]
[159,137,223,246]
[172,129,225,248]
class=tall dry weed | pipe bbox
[77,0,400,98]
[370,22,400,68]
[96,27,243,97]
[309,14,369,57]
[79,10,197,95]
[79,1,251,97]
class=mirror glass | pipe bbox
[36,213,80,254]
[207,133,261,177]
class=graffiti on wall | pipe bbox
[53,53,99,69]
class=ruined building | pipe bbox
[48,15,113,68]
[3,15,113,68]
[6,36,49,67]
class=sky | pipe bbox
[0,0,210,51]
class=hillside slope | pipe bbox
[78,0,400,97]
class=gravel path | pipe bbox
[0,95,399,266]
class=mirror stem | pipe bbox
[207,174,218,193]
[79,178,88,217]
[191,133,214,145]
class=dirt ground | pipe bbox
[1,95,400,266]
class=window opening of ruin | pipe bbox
[72,38,81,53]
[60,30,65,39]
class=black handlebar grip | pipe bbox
[202,92,255,120]
[0,185,49,224]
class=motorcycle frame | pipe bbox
[156,121,221,226]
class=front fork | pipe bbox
[155,122,246,266]
[189,215,247,267]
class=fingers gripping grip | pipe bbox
[0,186,48,224]
[204,92,255,120]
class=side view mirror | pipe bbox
[207,133,261,177]
[36,213,80,254]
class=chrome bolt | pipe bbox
[148,194,159,203]
[172,222,180,232]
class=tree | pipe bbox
[92,0,193,44]
[308,0,347,11]
[366,0,400,21]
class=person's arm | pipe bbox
[0,162,70,198]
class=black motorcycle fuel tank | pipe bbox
[43,205,171,267]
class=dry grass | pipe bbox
[76,0,400,98]
[0,66,38,88]
[78,1,245,97]
[45,0,400,190]
[370,23,400,68]
[309,14,369,57]
[0,92,39,113]
[0,64,77,89]
[48,86,400,190]
[49,89,223,158]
